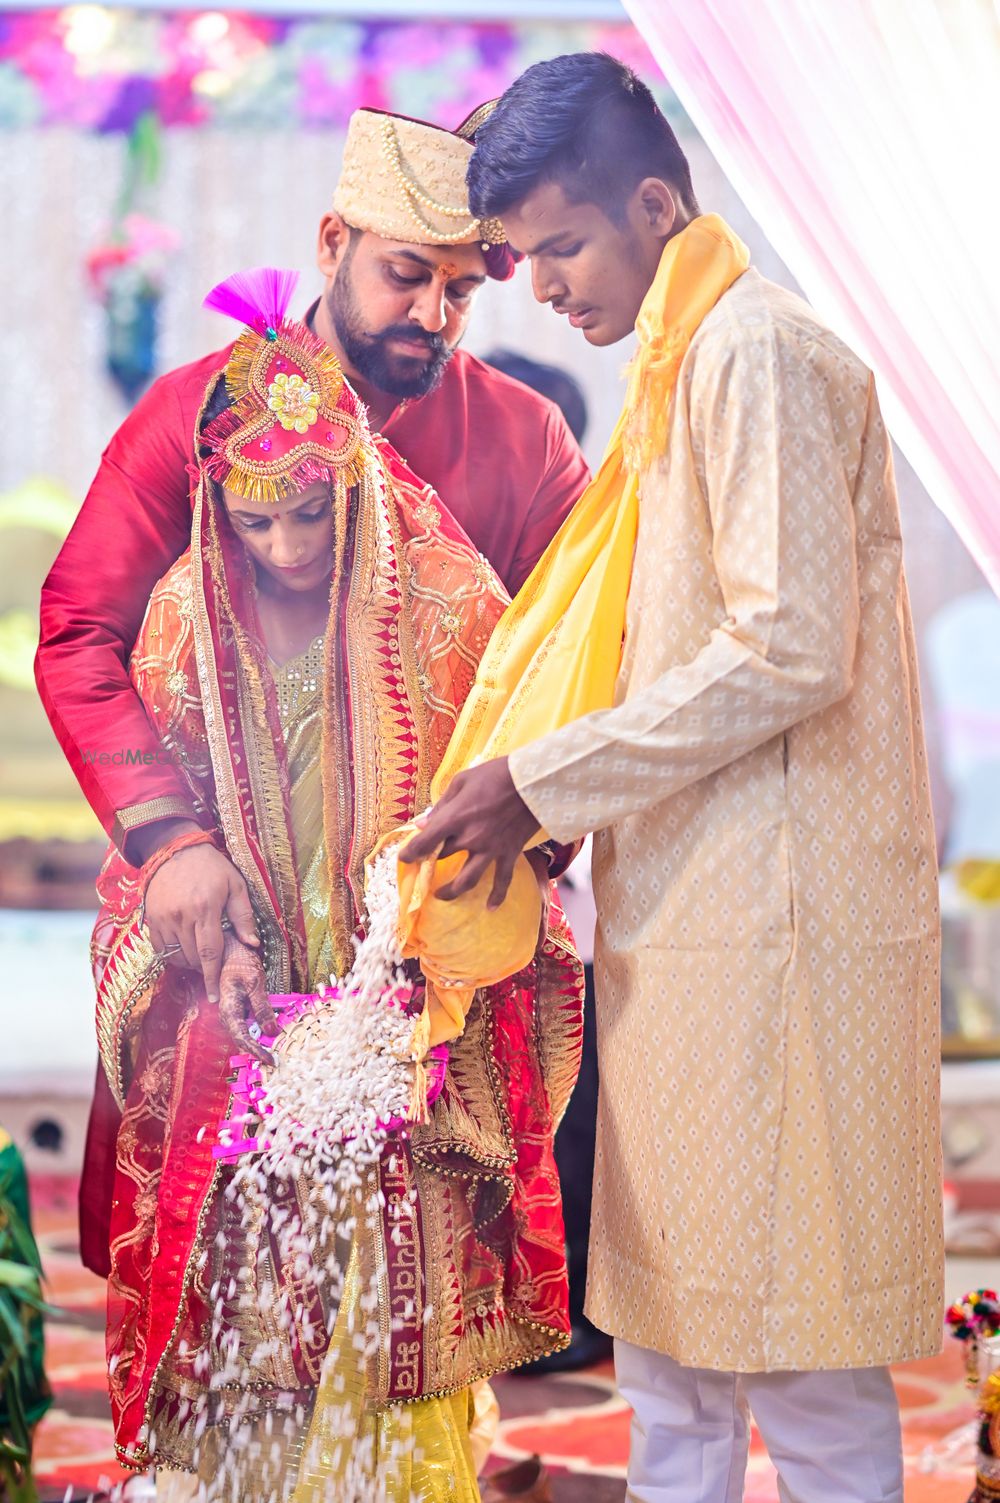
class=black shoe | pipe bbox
[516,1321,614,1376]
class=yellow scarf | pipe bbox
[431,213,750,795]
[394,216,750,1044]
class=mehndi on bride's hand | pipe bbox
[217,932,280,1064]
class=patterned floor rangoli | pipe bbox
[27,1176,978,1502]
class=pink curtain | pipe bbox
[622,0,1000,594]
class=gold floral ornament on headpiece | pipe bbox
[269,372,320,433]
[332,106,522,281]
[200,267,368,505]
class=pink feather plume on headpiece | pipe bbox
[203,266,300,333]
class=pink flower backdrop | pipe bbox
[0,9,678,133]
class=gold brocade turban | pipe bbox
[333,106,520,280]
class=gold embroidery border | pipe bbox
[111,795,194,853]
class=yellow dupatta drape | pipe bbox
[395,216,750,1031]
[431,214,750,786]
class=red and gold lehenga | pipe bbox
[90,370,583,1499]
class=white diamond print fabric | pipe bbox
[510,270,943,1371]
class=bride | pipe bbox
[91,270,583,1501]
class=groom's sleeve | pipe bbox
[35,370,198,856]
[507,403,591,596]
[507,324,866,844]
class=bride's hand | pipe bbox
[217,933,280,1064]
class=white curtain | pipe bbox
[622,0,1000,595]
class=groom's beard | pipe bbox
[326,263,453,400]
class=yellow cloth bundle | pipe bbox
[388,217,750,1041]
[395,831,541,1045]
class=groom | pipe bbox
[403,52,943,1503]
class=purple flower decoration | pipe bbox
[98,73,157,134]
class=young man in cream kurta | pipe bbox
[403,54,942,1503]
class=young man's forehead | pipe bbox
[502,183,605,254]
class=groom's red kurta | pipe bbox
[36,344,589,855]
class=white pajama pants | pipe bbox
[615,1340,904,1503]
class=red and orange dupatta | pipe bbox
[90,382,584,1470]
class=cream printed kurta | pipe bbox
[510,269,942,1372]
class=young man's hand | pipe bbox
[399,756,540,909]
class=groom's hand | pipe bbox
[142,830,260,1004]
[399,756,540,909]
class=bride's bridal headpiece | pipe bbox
[200,266,369,505]
[333,105,520,281]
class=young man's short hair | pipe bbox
[468,52,698,225]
